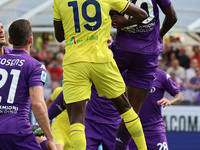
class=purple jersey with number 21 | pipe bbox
[0,50,46,134]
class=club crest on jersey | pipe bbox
[150,87,156,93]
[41,71,46,83]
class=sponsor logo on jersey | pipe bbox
[41,71,46,83]
[69,35,98,45]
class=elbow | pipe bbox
[56,36,64,43]
[32,102,43,112]
[172,14,178,24]
[136,11,148,24]
[57,38,64,43]
[169,11,178,25]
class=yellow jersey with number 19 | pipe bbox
[53,0,130,65]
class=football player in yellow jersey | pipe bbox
[53,0,148,150]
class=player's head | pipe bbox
[8,19,33,48]
[0,21,6,46]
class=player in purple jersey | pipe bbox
[0,22,12,55]
[110,0,177,148]
[0,19,56,150]
[114,68,184,150]
[111,0,178,113]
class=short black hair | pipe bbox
[8,19,32,47]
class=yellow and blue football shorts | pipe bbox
[63,59,126,104]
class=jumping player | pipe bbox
[110,0,177,148]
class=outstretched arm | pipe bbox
[159,4,178,39]
[157,92,184,108]
[112,3,148,29]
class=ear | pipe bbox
[8,38,12,44]
[29,36,33,45]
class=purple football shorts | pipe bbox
[85,118,119,150]
[0,133,42,150]
[109,44,158,90]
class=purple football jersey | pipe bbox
[0,50,46,134]
[3,46,12,54]
[139,68,180,134]
[112,0,171,55]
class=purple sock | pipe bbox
[114,120,132,150]
[48,91,66,120]
[40,140,48,150]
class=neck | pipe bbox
[0,45,4,56]
[13,45,30,54]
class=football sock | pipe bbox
[48,91,66,120]
[121,107,147,150]
[114,120,132,150]
[70,123,86,150]
[40,140,48,150]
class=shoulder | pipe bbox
[156,68,167,78]
[178,66,185,71]
[27,56,46,71]
[155,68,171,83]
[3,46,13,54]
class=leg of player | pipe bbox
[127,86,150,114]
[114,121,132,150]
[110,93,147,150]
[113,87,149,150]
[66,100,87,150]
[48,91,66,120]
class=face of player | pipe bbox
[0,22,6,46]
[107,36,113,46]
